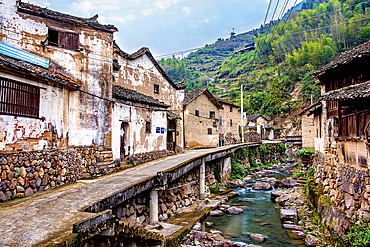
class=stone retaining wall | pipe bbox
[0,146,118,202]
[114,163,218,226]
[313,149,370,236]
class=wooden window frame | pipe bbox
[145,121,151,133]
[207,128,212,135]
[48,29,79,51]
[0,77,40,118]
[230,119,233,127]
[154,84,159,94]
[195,110,199,117]
[210,111,215,119]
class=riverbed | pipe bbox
[201,168,306,246]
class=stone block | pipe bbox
[280,209,298,222]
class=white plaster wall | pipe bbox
[112,103,167,161]
[0,72,68,150]
[1,0,114,147]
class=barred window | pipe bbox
[195,110,199,116]
[208,128,212,135]
[0,77,40,118]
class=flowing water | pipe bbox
[201,167,306,246]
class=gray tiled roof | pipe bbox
[113,42,186,90]
[17,1,118,32]
[112,84,170,108]
[0,53,80,88]
[312,40,370,77]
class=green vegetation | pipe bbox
[343,218,370,246]
[159,0,370,120]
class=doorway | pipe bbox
[120,122,129,162]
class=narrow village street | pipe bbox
[0,142,270,246]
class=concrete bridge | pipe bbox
[0,141,276,246]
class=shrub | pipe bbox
[230,162,246,180]
[344,218,370,246]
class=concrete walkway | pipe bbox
[0,142,270,246]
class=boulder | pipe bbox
[305,234,320,246]
[280,208,298,222]
[193,231,208,240]
[271,189,286,201]
[206,222,214,227]
[210,210,224,216]
[252,182,271,190]
[250,233,266,242]
[274,178,298,188]
[276,194,298,206]
[227,206,244,214]
[212,240,233,247]
[228,179,244,188]
[0,191,6,202]
[283,224,303,231]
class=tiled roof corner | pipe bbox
[17,1,118,32]
[113,41,185,90]
[184,88,223,109]
[312,40,370,78]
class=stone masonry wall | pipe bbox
[314,144,370,236]
[0,146,117,202]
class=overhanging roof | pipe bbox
[0,53,81,88]
[112,84,170,108]
[320,80,370,101]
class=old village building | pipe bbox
[183,88,223,148]
[112,42,186,162]
[217,98,241,145]
[310,40,370,234]
[0,0,185,201]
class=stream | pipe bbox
[201,166,306,246]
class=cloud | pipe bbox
[155,0,179,11]
[109,12,136,23]
[142,9,153,16]
[182,7,191,14]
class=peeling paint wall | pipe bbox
[0,72,68,150]
[112,102,167,161]
[1,0,114,148]
[113,53,184,148]
[184,93,219,148]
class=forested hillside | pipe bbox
[159,0,370,119]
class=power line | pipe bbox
[262,0,274,32]
[271,0,290,38]
[266,0,282,36]
[259,15,370,41]
[278,0,299,36]
[268,0,370,38]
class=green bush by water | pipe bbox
[343,218,370,247]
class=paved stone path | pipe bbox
[0,142,270,246]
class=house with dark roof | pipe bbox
[217,98,241,145]
[310,40,370,234]
[112,42,186,160]
[183,88,223,148]
[298,102,323,151]
[0,0,118,150]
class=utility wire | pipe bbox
[278,0,299,36]
[258,15,370,41]
[268,0,370,38]
[262,0,274,33]
[266,0,281,36]
[271,0,290,39]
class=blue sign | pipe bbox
[161,127,164,134]
[156,127,160,133]
[0,42,49,68]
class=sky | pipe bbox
[29,0,303,57]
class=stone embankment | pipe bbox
[272,178,331,246]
